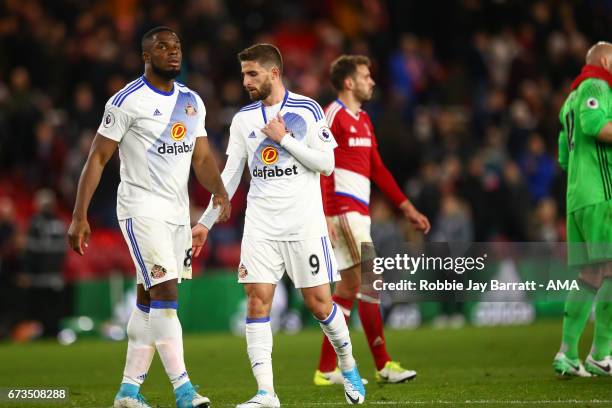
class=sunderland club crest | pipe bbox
[151,264,167,279]
[185,102,197,116]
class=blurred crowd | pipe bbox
[0,0,611,336]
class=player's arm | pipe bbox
[263,113,335,176]
[371,144,430,233]
[320,174,338,243]
[190,94,230,223]
[595,122,612,144]
[321,110,342,243]
[192,153,246,257]
[558,129,569,171]
[192,119,247,257]
[577,80,612,143]
[197,152,245,228]
[67,134,118,255]
[191,137,230,222]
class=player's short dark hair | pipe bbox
[141,26,177,51]
[330,55,371,92]
[237,44,283,73]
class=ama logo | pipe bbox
[158,121,194,155]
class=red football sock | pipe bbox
[317,295,353,372]
[358,299,391,370]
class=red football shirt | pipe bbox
[321,99,407,216]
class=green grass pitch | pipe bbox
[0,320,611,407]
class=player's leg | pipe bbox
[321,212,415,384]
[287,237,364,404]
[346,212,406,380]
[571,204,612,376]
[554,209,595,377]
[115,220,156,408]
[359,294,417,383]
[301,283,365,405]
[149,280,199,404]
[316,264,359,383]
[316,214,360,383]
[114,284,155,407]
[236,238,283,408]
[304,283,356,371]
[124,217,209,407]
[583,266,612,376]
[554,269,597,377]
[167,222,210,407]
[244,283,277,396]
[585,264,612,376]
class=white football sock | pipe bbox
[150,300,190,389]
[121,304,155,387]
[318,303,356,371]
[246,317,274,394]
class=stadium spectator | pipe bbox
[5,66,40,172]
[23,189,68,336]
[430,194,473,243]
[519,133,556,203]
[60,131,95,206]
[389,34,427,121]
[0,196,25,338]
[500,161,531,241]
[528,197,561,243]
[69,84,100,142]
[30,120,67,190]
[429,193,471,329]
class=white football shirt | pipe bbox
[97,76,207,225]
[227,90,337,240]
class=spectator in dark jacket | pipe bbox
[23,189,68,336]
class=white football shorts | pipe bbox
[119,216,193,290]
[329,211,373,271]
[238,235,340,288]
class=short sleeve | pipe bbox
[226,116,247,158]
[97,104,132,142]
[578,80,610,137]
[306,117,338,152]
[194,94,207,138]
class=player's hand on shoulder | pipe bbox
[213,193,231,222]
[261,113,288,143]
[67,218,91,255]
[400,200,431,234]
[191,223,210,258]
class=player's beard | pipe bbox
[248,78,272,101]
[355,86,373,103]
[151,61,181,80]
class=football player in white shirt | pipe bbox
[193,44,366,407]
[67,27,230,408]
